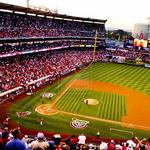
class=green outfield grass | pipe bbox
[79,63,150,95]
[7,62,150,139]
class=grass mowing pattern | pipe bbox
[7,63,150,139]
[78,63,150,95]
[8,74,76,128]
[56,89,126,121]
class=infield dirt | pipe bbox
[36,79,150,131]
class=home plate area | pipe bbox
[35,104,57,115]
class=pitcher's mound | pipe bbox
[84,99,99,105]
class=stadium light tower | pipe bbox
[147,18,150,40]
[26,0,30,8]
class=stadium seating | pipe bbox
[0,9,105,99]
[0,50,94,92]
[0,11,105,38]
[0,121,150,150]
[0,6,150,150]
[0,40,96,55]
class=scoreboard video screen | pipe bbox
[133,39,148,48]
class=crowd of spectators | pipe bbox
[0,40,98,55]
[0,47,150,97]
[0,41,149,61]
[0,11,105,39]
[0,119,150,150]
[0,6,149,102]
[1,8,150,150]
[107,48,150,62]
[0,46,150,149]
[0,49,95,93]
[98,48,150,63]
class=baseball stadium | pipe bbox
[0,2,150,150]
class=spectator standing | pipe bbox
[29,132,49,150]
[145,137,150,150]
[69,135,78,150]
[2,127,9,146]
[99,141,108,150]
[0,131,5,150]
[78,133,86,145]
[5,128,27,150]
[53,134,61,146]
[108,140,115,150]
[21,135,29,150]
[126,137,138,150]
[115,142,123,150]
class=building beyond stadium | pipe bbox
[133,23,150,40]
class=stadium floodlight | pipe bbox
[147,18,150,40]
[26,0,30,8]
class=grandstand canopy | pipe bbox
[0,2,107,24]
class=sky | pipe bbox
[0,0,149,31]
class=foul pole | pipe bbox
[93,30,98,62]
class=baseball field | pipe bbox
[6,62,150,139]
